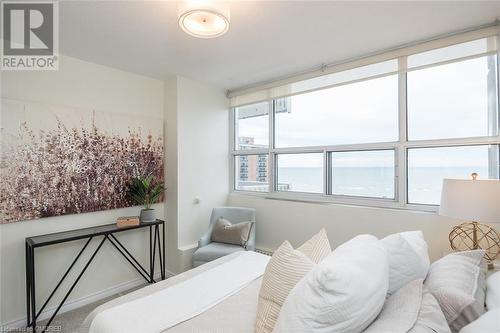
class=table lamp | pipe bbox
[439,173,500,269]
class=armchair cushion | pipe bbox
[211,218,254,247]
[192,242,245,265]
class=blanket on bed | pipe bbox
[82,251,270,333]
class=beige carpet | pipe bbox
[39,283,147,333]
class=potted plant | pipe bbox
[129,174,164,222]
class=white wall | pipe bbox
[164,77,180,274]
[228,194,462,261]
[0,55,165,325]
[164,76,229,273]
[176,77,229,248]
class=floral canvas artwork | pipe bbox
[0,99,164,224]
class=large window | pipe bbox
[231,35,500,210]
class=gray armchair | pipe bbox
[192,207,256,267]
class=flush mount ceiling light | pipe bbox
[178,1,230,38]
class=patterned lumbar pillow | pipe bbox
[254,229,331,333]
[211,217,254,247]
[254,241,314,333]
[297,228,332,263]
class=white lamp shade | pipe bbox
[439,178,500,223]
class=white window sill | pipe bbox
[229,190,438,214]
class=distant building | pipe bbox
[238,137,267,183]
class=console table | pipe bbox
[25,219,165,332]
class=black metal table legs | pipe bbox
[25,241,34,332]
[25,223,166,332]
[149,224,167,282]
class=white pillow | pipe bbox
[458,308,500,333]
[381,231,430,295]
[486,271,500,310]
[273,235,389,333]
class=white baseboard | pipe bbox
[1,271,175,329]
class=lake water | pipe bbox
[277,166,490,205]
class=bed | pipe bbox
[80,241,500,333]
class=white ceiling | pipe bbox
[59,1,500,91]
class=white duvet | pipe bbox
[89,251,270,333]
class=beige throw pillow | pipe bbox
[211,217,254,247]
[297,228,331,263]
[254,241,314,333]
[424,250,487,333]
[254,229,331,333]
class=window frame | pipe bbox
[229,35,500,212]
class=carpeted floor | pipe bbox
[38,283,147,333]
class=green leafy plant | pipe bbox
[129,174,165,209]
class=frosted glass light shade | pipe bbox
[178,1,230,38]
[439,178,500,223]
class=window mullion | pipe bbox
[272,142,397,154]
[324,150,329,195]
[229,108,235,190]
[232,149,269,156]
[405,136,500,148]
[488,34,500,179]
[269,100,275,192]
[230,107,236,153]
[398,56,408,208]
